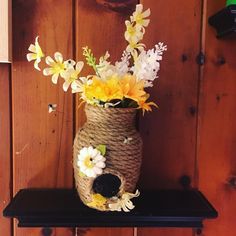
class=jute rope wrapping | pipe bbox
[73,104,143,211]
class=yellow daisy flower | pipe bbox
[26,36,44,71]
[87,193,107,210]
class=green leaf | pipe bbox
[82,46,98,74]
[96,144,106,156]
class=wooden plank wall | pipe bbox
[0,64,12,236]
[198,0,236,236]
[1,0,236,236]
[11,1,74,236]
[138,0,202,235]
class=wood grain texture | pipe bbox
[75,0,136,235]
[0,0,12,62]
[12,1,74,235]
[197,0,236,235]
[138,0,202,235]
[0,64,12,236]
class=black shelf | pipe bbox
[3,189,217,228]
[209,5,236,38]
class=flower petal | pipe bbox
[34,58,41,71]
[26,53,37,62]
[51,73,59,84]
[45,56,55,66]
[54,52,63,63]
[43,68,54,76]
[142,8,151,18]
[63,80,71,92]
[76,61,84,73]
[28,44,36,53]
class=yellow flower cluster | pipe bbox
[82,74,156,114]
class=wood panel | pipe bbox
[12,1,74,235]
[0,64,12,236]
[0,0,12,62]
[75,0,136,235]
[138,0,202,235]
[197,0,236,235]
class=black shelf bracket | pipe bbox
[209,5,236,38]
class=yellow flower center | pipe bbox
[52,62,65,74]
[135,13,144,25]
[84,156,94,169]
[127,25,136,36]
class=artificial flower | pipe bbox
[119,74,146,102]
[124,21,143,44]
[131,4,151,27]
[87,193,107,210]
[43,52,67,84]
[137,94,158,115]
[125,42,145,61]
[77,146,106,178]
[83,76,123,103]
[108,190,140,212]
[131,43,167,87]
[61,61,84,91]
[71,76,92,93]
[26,36,44,71]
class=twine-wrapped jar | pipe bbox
[73,104,142,211]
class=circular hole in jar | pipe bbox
[92,173,121,198]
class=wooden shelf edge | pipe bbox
[3,188,218,228]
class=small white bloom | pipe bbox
[26,36,44,71]
[61,61,84,92]
[77,146,106,178]
[124,21,144,45]
[71,76,92,94]
[131,43,167,87]
[43,52,67,84]
[130,4,151,27]
[108,190,140,212]
[114,51,130,76]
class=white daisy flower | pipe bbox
[77,146,106,178]
[26,36,44,71]
[43,52,67,84]
[108,190,140,212]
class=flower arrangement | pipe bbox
[27,4,167,115]
[27,4,166,212]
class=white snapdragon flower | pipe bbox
[131,43,167,87]
[97,51,130,79]
[114,51,130,76]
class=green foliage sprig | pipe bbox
[82,46,98,75]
